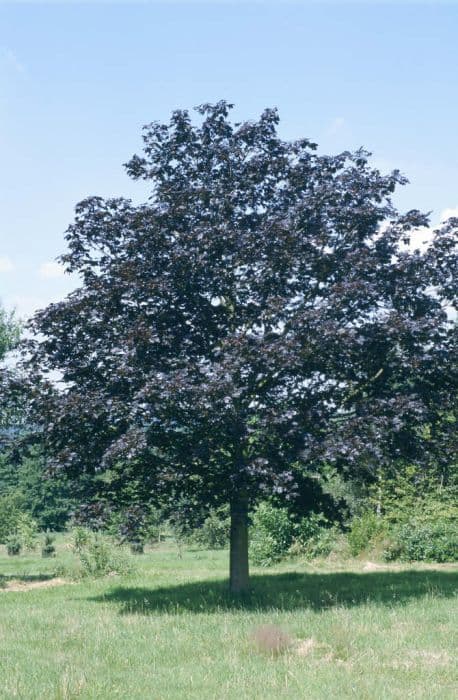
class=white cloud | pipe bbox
[38,261,66,279]
[408,226,433,251]
[0,256,14,273]
[384,206,458,253]
[439,206,458,223]
[379,221,432,252]
[327,116,345,136]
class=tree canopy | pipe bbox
[24,102,457,591]
[0,304,22,445]
[0,304,20,362]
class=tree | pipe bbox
[0,447,78,531]
[0,304,20,361]
[0,304,22,446]
[25,102,456,592]
[0,303,78,530]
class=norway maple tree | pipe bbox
[26,102,457,592]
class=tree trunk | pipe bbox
[229,491,250,594]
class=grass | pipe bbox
[0,536,457,699]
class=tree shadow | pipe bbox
[89,569,458,615]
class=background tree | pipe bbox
[0,304,20,360]
[0,305,77,532]
[25,102,457,592]
[0,447,78,532]
[0,303,21,447]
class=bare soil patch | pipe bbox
[1,577,69,592]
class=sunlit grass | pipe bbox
[1,537,457,699]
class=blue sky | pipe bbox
[1,1,457,319]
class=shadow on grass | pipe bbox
[89,569,458,615]
[0,573,55,588]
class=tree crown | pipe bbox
[26,102,457,510]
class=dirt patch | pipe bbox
[296,638,316,656]
[362,561,387,572]
[361,561,457,573]
[390,650,452,670]
[1,577,69,592]
[251,624,293,656]
[410,650,451,667]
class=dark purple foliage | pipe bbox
[23,102,457,518]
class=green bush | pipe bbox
[290,513,337,559]
[144,508,162,543]
[250,502,294,566]
[41,533,56,558]
[15,512,39,551]
[66,528,133,578]
[6,537,21,556]
[251,505,340,565]
[192,507,230,549]
[77,535,133,578]
[0,492,23,543]
[71,526,91,553]
[294,512,328,543]
[0,496,38,552]
[369,462,457,527]
[384,519,458,563]
[347,512,385,556]
[130,541,144,554]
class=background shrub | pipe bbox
[192,507,230,549]
[79,536,132,578]
[67,530,133,578]
[250,502,294,566]
[347,512,385,557]
[71,526,91,552]
[6,536,21,556]
[290,512,337,559]
[0,496,38,552]
[384,519,458,563]
[15,512,39,551]
[0,492,23,543]
[41,533,56,558]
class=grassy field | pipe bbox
[1,538,457,699]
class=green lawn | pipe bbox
[1,539,457,699]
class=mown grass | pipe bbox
[1,537,457,699]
